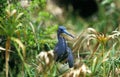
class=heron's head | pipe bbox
[58,26,74,38]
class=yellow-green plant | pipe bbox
[81,28,120,76]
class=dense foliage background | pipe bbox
[0,0,120,77]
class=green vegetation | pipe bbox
[0,0,120,77]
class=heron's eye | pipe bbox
[61,29,64,31]
[59,29,63,32]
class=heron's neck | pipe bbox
[57,33,67,50]
[57,33,65,41]
[57,32,60,38]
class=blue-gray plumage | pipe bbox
[54,26,74,68]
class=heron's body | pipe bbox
[54,35,68,62]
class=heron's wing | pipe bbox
[67,47,74,68]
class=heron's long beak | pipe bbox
[63,30,74,38]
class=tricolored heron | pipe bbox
[54,26,74,68]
